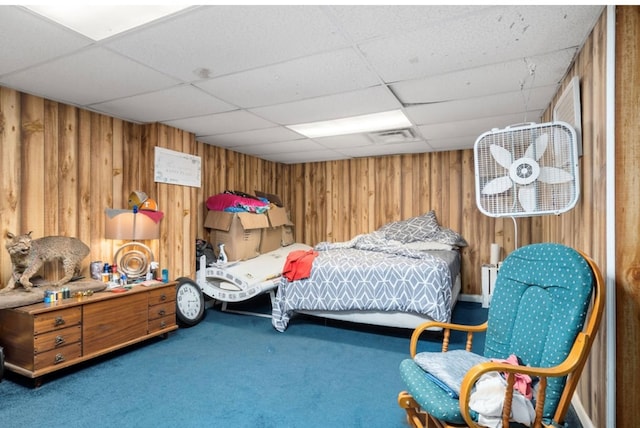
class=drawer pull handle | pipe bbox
[54,353,65,364]
[54,316,65,326]
[158,309,166,316]
[160,321,166,328]
[55,336,65,346]
[160,294,167,301]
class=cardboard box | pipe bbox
[204,210,269,261]
[265,205,291,227]
[260,206,294,253]
[260,227,283,254]
[282,224,295,246]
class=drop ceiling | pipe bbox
[0,5,603,164]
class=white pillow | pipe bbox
[403,241,455,251]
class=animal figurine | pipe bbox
[2,232,90,292]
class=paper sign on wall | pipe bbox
[154,147,201,188]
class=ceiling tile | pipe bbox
[105,5,350,82]
[0,6,92,76]
[164,110,277,137]
[427,135,482,152]
[259,150,347,164]
[417,111,544,141]
[235,139,327,156]
[195,48,381,108]
[328,5,492,42]
[90,85,236,123]
[249,85,402,125]
[358,5,603,82]
[1,46,178,106]
[313,133,374,150]
[404,85,558,126]
[198,127,303,149]
[334,140,432,158]
[391,48,577,105]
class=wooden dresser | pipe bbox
[0,281,177,385]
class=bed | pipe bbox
[271,211,467,332]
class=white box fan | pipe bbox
[474,122,580,218]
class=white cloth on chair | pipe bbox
[469,371,535,428]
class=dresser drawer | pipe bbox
[148,286,176,306]
[149,314,175,333]
[33,307,82,334]
[33,325,82,354]
[148,301,175,321]
[33,342,82,371]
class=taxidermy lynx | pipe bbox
[2,232,90,292]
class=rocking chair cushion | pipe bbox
[400,358,474,424]
[413,349,489,398]
[483,243,594,420]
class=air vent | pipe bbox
[367,128,417,145]
[553,75,582,156]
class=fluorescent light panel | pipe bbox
[287,110,412,139]
[25,5,190,41]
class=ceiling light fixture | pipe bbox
[287,109,412,139]
[25,5,191,41]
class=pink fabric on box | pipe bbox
[206,193,269,211]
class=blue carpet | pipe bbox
[0,298,487,428]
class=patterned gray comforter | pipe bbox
[272,232,455,332]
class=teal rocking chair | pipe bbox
[398,243,604,428]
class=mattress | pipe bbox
[271,232,459,332]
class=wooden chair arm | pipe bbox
[457,332,590,427]
[410,320,488,357]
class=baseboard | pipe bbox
[571,394,595,428]
[458,294,483,303]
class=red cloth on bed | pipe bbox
[282,249,318,282]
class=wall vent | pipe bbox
[367,128,417,145]
[553,75,582,156]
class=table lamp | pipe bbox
[105,207,161,279]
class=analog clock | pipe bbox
[175,277,205,327]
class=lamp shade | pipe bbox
[105,209,160,240]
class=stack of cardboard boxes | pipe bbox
[204,193,295,262]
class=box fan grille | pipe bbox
[474,122,580,218]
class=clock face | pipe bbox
[176,279,205,326]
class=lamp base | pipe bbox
[113,242,154,279]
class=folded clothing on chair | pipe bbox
[414,349,489,398]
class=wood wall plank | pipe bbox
[20,94,45,237]
[77,109,93,255]
[58,104,79,237]
[615,6,640,428]
[43,100,59,236]
[0,88,21,281]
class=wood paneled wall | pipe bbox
[614,6,640,428]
